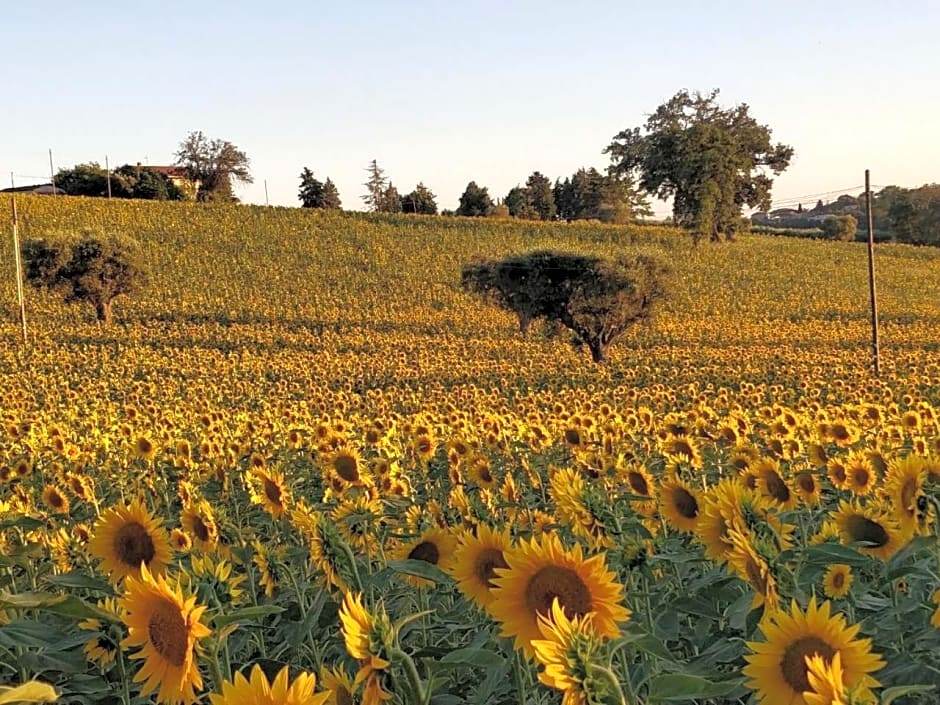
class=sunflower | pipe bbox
[326,446,369,488]
[339,593,393,705]
[826,458,849,491]
[79,597,121,668]
[41,484,70,514]
[466,455,497,490]
[661,433,703,468]
[90,499,172,582]
[843,452,877,497]
[66,472,95,502]
[132,435,158,462]
[120,564,211,705]
[333,495,383,557]
[531,598,608,705]
[253,541,279,598]
[450,524,511,609]
[792,470,821,507]
[803,652,847,705]
[832,501,903,561]
[180,501,218,552]
[412,434,436,462]
[209,663,326,705]
[659,478,701,534]
[727,530,778,612]
[822,564,853,599]
[882,454,926,538]
[171,528,192,552]
[489,533,629,659]
[695,478,744,565]
[248,466,291,518]
[744,597,883,705]
[756,459,798,511]
[619,463,656,502]
[393,527,457,587]
[320,665,359,705]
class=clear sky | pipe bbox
[3,1,938,215]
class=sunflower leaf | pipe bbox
[388,559,451,584]
[0,591,114,621]
[646,673,742,701]
[0,681,58,704]
[212,605,284,628]
[880,684,936,705]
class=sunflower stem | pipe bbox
[512,649,528,703]
[391,647,427,705]
[114,638,132,705]
[592,664,633,705]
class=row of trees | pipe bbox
[53,163,190,201]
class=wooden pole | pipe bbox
[10,173,28,344]
[264,179,269,207]
[105,155,112,199]
[48,148,56,196]
[865,169,880,376]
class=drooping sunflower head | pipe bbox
[393,527,458,588]
[326,446,368,488]
[755,459,797,510]
[89,499,172,582]
[489,533,629,659]
[744,597,883,705]
[449,524,511,609]
[180,501,218,552]
[120,565,212,705]
[659,478,701,534]
[832,501,903,561]
[726,530,778,612]
[248,466,291,518]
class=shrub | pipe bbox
[21,233,149,325]
[462,249,668,363]
[822,214,858,242]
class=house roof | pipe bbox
[147,165,190,179]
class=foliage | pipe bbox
[298,168,342,209]
[606,89,793,242]
[54,163,184,201]
[524,171,556,221]
[401,183,438,215]
[20,232,148,324]
[823,214,859,242]
[175,131,252,202]
[461,249,669,362]
[456,181,494,217]
[379,183,403,213]
[554,167,650,223]
[361,159,388,212]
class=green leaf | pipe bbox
[646,674,742,702]
[0,591,114,621]
[0,516,46,533]
[212,605,284,628]
[804,542,871,568]
[881,684,936,705]
[388,559,451,585]
[438,647,505,669]
[0,681,58,704]
[43,571,112,592]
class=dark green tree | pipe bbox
[462,250,668,363]
[298,168,341,209]
[605,89,793,242]
[21,233,149,325]
[362,159,388,212]
[320,178,342,210]
[175,131,252,202]
[525,171,557,220]
[456,181,494,217]
[379,183,403,213]
[401,183,438,215]
[54,163,110,197]
[504,186,534,219]
[822,215,858,242]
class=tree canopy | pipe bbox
[298,168,342,209]
[401,183,438,215]
[456,182,494,217]
[606,89,793,242]
[175,131,252,202]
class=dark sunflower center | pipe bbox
[263,478,283,505]
[780,637,835,693]
[417,439,432,454]
[797,474,815,493]
[852,467,870,488]
[192,516,211,543]
[336,688,354,705]
[334,455,360,482]
[49,491,65,508]
[832,571,845,589]
[525,566,591,619]
[832,426,850,441]
[628,472,649,496]
[137,439,153,455]
[845,514,889,546]
[114,522,156,567]
[672,488,699,519]
[830,464,846,483]
[673,441,693,457]
[564,429,581,445]
[147,599,189,668]
[764,472,790,503]
[478,467,493,483]
[474,548,508,588]
[409,541,440,564]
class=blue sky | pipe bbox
[3,1,938,214]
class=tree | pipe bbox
[54,163,110,197]
[112,165,184,201]
[525,171,557,220]
[401,183,438,215]
[299,169,342,209]
[456,181,494,217]
[362,160,388,212]
[822,215,858,242]
[462,250,668,363]
[605,89,793,242]
[379,183,403,213]
[21,233,148,325]
[504,186,535,219]
[175,131,252,202]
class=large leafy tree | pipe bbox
[456,181,494,217]
[401,183,438,215]
[605,89,793,242]
[175,131,252,202]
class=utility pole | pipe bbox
[264,179,269,207]
[10,174,28,344]
[865,169,880,376]
[105,155,112,199]
[48,148,56,196]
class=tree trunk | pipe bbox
[94,299,113,325]
[587,339,606,364]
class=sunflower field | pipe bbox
[1,195,940,705]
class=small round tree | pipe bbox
[21,233,149,325]
[822,214,858,242]
[462,249,668,363]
